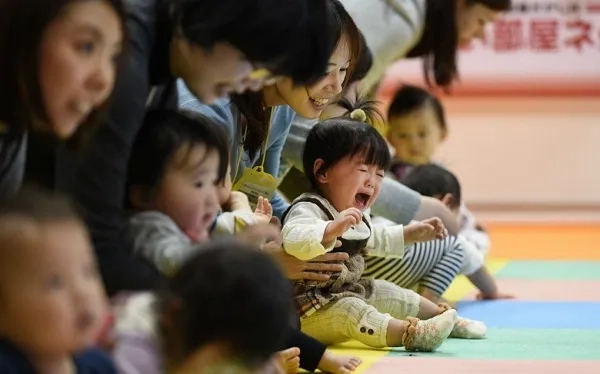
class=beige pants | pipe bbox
[300,279,421,348]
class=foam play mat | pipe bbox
[327,224,600,373]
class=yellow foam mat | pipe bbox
[327,342,390,374]
[300,341,389,373]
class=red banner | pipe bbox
[380,0,600,97]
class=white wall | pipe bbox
[434,97,600,222]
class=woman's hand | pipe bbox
[237,221,348,281]
[262,242,348,281]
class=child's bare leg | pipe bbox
[318,350,362,374]
[419,287,441,304]
[386,309,457,351]
[415,294,449,319]
[419,287,456,309]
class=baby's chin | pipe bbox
[352,201,368,212]
[185,228,210,243]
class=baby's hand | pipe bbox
[323,208,362,245]
[253,196,273,224]
[404,217,447,245]
[476,291,514,300]
[422,217,448,239]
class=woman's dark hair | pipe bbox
[388,84,446,132]
[159,240,292,370]
[174,0,335,85]
[303,119,391,189]
[126,109,229,208]
[0,0,127,146]
[401,164,462,209]
[407,0,511,87]
[348,33,373,85]
[335,97,384,126]
[230,0,364,159]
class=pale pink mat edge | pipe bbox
[366,358,600,374]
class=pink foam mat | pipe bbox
[366,358,600,373]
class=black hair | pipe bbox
[303,118,391,189]
[335,96,384,126]
[173,0,335,85]
[126,109,229,208]
[406,0,511,88]
[387,84,446,132]
[0,185,81,223]
[347,33,373,85]
[0,0,127,147]
[401,164,461,209]
[159,239,292,370]
[230,0,363,159]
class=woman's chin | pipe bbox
[297,107,322,120]
[48,120,79,140]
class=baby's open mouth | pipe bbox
[355,193,370,209]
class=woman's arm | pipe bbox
[281,115,315,171]
[371,177,421,225]
[263,107,294,218]
[339,0,427,95]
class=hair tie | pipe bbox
[349,108,367,122]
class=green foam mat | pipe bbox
[387,328,600,360]
[496,261,600,280]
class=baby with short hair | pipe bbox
[0,187,114,374]
[282,117,487,352]
[401,164,512,300]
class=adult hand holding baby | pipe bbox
[236,210,349,282]
[262,242,348,282]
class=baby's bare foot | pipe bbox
[276,347,301,374]
[318,351,362,374]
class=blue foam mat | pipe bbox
[457,300,600,329]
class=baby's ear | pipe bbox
[440,193,455,208]
[313,159,328,184]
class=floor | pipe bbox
[328,224,600,373]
